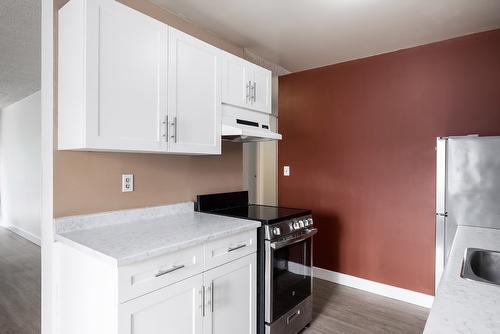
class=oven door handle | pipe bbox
[270,228,318,250]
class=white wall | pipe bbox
[0,90,41,244]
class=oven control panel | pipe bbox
[265,215,313,240]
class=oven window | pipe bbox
[272,238,312,321]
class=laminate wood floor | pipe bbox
[0,227,40,334]
[303,278,429,334]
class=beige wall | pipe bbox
[54,0,246,217]
[256,76,279,206]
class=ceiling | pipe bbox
[0,0,40,109]
[151,0,500,73]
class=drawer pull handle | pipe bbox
[155,264,185,278]
[287,309,301,324]
[228,244,247,252]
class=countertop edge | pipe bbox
[55,219,261,267]
[55,234,118,266]
[116,221,261,266]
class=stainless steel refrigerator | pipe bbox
[435,135,500,290]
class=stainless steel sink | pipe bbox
[461,248,500,286]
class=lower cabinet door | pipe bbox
[203,254,256,334]
[119,274,203,334]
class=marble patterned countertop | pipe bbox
[54,202,261,266]
[424,225,500,334]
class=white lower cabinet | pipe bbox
[119,274,204,334]
[119,254,256,334]
[56,230,257,334]
[204,255,256,334]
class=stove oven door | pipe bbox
[265,228,316,324]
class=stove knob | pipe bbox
[293,222,300,229]
[304,220,309,226]
[308,218,313,225]
[299,220,305,228]
[273,227,281,236]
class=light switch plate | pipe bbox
[284,166,290,176]
[122,174,134,192]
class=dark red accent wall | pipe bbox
[278,29,500,295]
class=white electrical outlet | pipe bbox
[122,174,134,192]
[284,166,290,176]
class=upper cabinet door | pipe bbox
[251,67,272,114]
[86,0,168,151]
[119,274,204,334]
[221,55,252,109]
[221,53,272,114]
[203,255,256,334]
[167,27,221,154]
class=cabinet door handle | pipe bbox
[228,244,247,252]
[250,81,254,103]
[253,81,256,102]
[175,116,177,143]
[155,264,185,277]
[170,116,177,143]
[246,81,250,102]
[210,281,214,313]
[205,282,214,314]
[161,115,168,142]
[200,286,205,317]
[249,81,253,103]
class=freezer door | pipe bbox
[447,136,500,230]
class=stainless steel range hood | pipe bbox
[221,105,282,143]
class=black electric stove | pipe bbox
[196,191,315,334]
[196,190,310,224]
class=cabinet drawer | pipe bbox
[118,245,204,303]
[205,230,257,270]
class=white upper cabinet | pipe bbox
[221,53,272,114]
[168,27,221,155]
[58,0,221,154]
[91,0,168,152]
[58,0,168,152]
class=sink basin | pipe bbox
[461,248,500,286]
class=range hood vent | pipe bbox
[222,124,282,143]
[221,105,282,143]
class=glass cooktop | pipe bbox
[209,204,310,225]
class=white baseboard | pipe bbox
[6,225,41,246]
[313,266,434,308]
